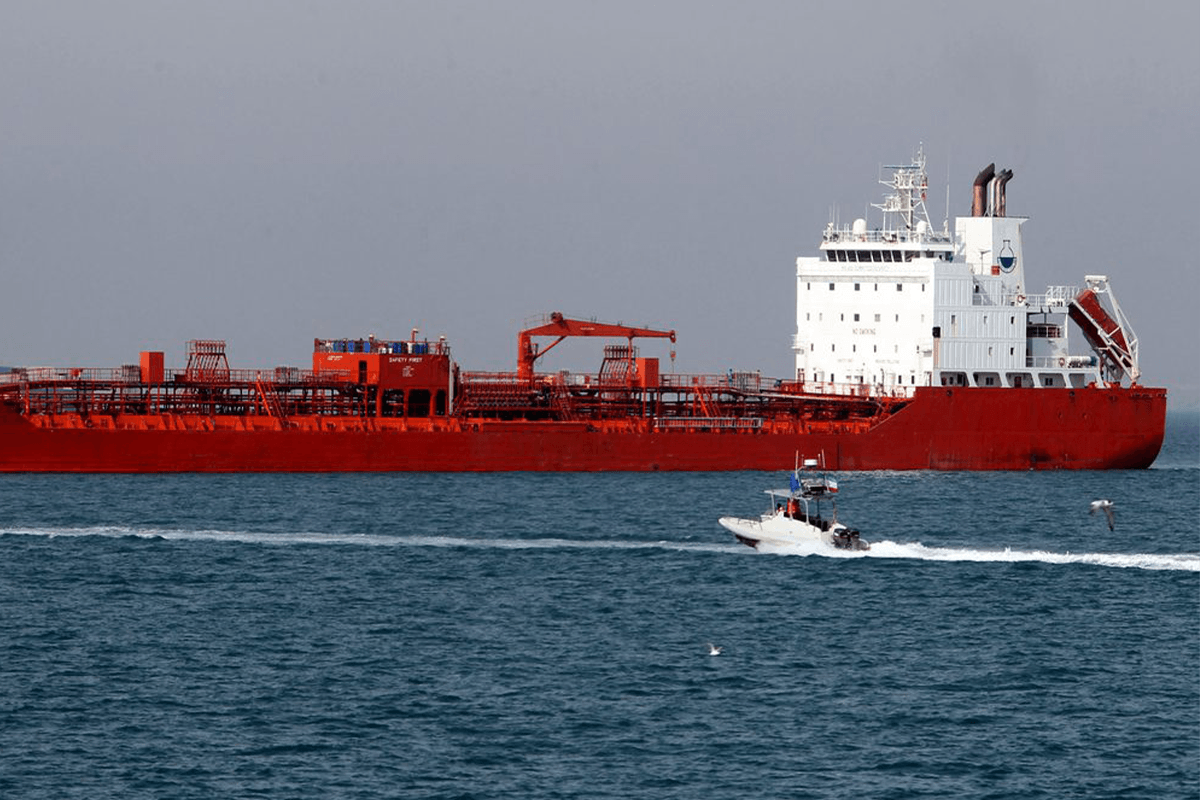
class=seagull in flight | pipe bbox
[1090,499,1115,531]
[707,643,724,656]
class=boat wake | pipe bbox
[756,538,1200,572]
[0,525,738,555]
[3,526,1196,571]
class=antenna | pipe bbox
[944,151,951,233]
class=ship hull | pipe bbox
[0,385,1166,472]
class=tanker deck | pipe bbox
[0,316,1165,471]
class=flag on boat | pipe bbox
[789,473,800,492]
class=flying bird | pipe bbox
[1089,499,1115,531]
[707,643,724,656]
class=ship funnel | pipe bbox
[972,163,995,216]
[995,169,1014,217]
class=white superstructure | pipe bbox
[793,147,1138,396]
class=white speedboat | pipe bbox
[720,457,868,551]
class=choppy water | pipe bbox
[2,412,1197,799]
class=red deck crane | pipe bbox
[517,312,676,381]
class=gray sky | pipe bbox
[2,1,1197,408]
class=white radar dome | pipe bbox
[915,220,928,237]
[851,218,867,237]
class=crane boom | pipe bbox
[517,312,675,380]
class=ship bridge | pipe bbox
[795,150,1142,396]
[820,147,954,265]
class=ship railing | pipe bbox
[1026,355,1096,370]
[6,367,144,384]
[461,371,525,384]
[653,416,763,431]
[6,366,333,387]
[314,337,450,357]
[462,371,772,393]
[1019,286,1078,308]
[971,285,1081,308]
[821,226,953,245]
[168,367,343,385]
[465,370,918,397]
[170,368,324,385]
[792,380,917,399]
[659,373,765,391]
[1041,285,1079,306]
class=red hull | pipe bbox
[0,385,1166,472]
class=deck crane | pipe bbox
[517,312,675,381]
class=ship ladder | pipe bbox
[549,383,577,421]
[693,385,716,418]
[254,376,289,427]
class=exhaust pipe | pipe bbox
[995,169,1013,217]
[972,163,995,217]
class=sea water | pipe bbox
[1,412,1197,799]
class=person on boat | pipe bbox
[786,498,799,518]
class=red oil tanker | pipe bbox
[0,153,1167,471]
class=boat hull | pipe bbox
[0,385,1166,472]
[718,515,868,551]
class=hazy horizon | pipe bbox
[2,2,1197,408]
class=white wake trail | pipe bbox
[0,526,740,555]
[3,526,1196,570]
[757,538,1200,572]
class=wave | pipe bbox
[3,526,1197,571]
